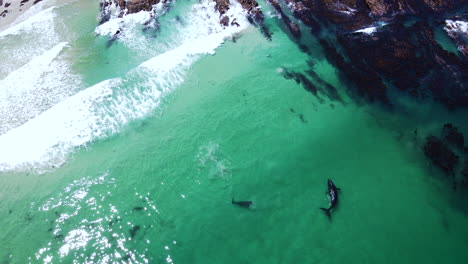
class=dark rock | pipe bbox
[33,0,42,4]
[319,38,391,105]
[236,0,264,23]
[444,18,468,56]
[306,69,342,102]
[0,10,7,17]
[283,0,465,31]
[20,0,29,6]
[461,160,468,185]
[266,0,301,39]
[327,21,468,108]
[231,18,240,27]
[277,0,468,108]
[213,0,264,23]
[442,123,465,150]
[101,0,163,18]
[282,69,323,102]
[214,0,230,15]
[424,135,459,176]
[116,0,161,14]
[4,2,10,8]
[0,0,3,7]
[220,15,230,27]
[288,21,301,38]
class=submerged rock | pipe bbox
[442,123,465,151]
[327,21,467,108]
[424,135,459,177]
[423,123,468,189]
[462,160,468,185]
[266,0,301,39]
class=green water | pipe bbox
[1,0,468,263]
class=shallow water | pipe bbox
[1,0,468,263]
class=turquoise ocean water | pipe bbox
[1,0,468,263]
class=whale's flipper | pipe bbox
[320,207,331,217]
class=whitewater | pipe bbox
[0,0,249,171]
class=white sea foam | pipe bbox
[95,11,152,36]
[445,20,468,34]
[0,79,115,171]
[0,6,60,78]
[353,22,388,35]
[354,26,377,35]
[0,6,56,38]
[0,0,249,172]
[0,42,82,134]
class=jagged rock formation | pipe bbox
[101,0,164,18]
[445,18,468,56]
[328,21,468,108]
[265,0,468,109]
[283,0,465,31]
[213,0,264,27]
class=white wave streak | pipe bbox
[0,0,249,172]
[0,6,59,78]
[0,42,80,134]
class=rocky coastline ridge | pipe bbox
[99,0,468,189]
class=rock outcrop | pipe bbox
[445,18,468,56]
[332,21,468,108]
[266,0,301,39]
[213,0,264,27]
[283,0,465,31]
[101,0,163,18]
[267,0,468,108]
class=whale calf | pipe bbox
[320,179,341,217]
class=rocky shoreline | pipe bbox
[99,0,467,105]
[99,0,468,189]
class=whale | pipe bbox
[320,179,341,217]
[232,199,252,208]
